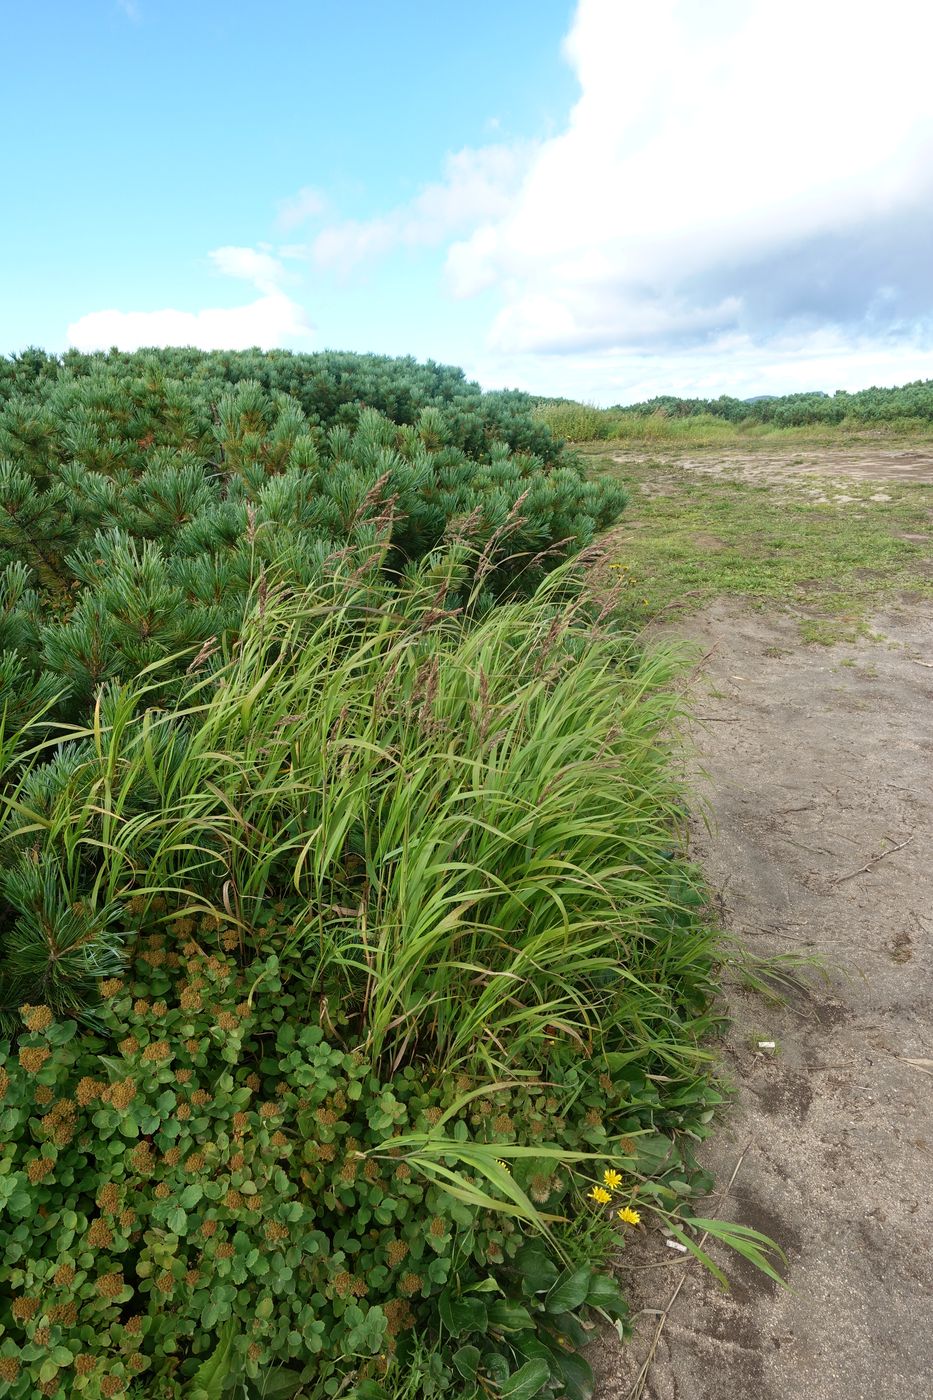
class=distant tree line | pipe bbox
[609,379,933,426]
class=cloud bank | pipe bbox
[67,247,312,353]
[444,0,933,394]
[66,0,933,396]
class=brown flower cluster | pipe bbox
[87,1217,114,1249]
[96,1270,125,1298]
[18,1045,51,1074]
[76,1076,106,1105]
[384,1298,415,1336]
[106,1078,137,1111]
[20,1003,53,1031]
[96,1183,120,1213]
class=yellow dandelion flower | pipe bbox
[496,1159,511,1173]
[603,1169,623,1190]
[589,1186,612,1205]
[617,1206,641,1226]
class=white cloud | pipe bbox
[67,246,312,353]
[207,246,292,295]
[446,0,933,377]
[306,143,533,275]
[276,185,328,232]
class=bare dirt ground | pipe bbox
[609,444,933,487]
[591,487,933,1397]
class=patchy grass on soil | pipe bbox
[590,451,933,644]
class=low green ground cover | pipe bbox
[589,454,933,644]
[0,546,774,1400]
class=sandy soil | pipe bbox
[592,597,933,1400]
[609,445,933,487]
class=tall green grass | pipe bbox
[2,546,716,1084]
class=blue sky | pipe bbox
[4,0,933,403]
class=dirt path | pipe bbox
[593,598,933,1400]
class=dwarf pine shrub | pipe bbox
[0,349,626,732]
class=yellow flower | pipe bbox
[589,1186,612,1205]
[617,1206,641,1226]
[603,1170,623,1191]
[496,1159,511,1174]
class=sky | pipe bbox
[3,0,933,404]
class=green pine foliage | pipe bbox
[0,348,627,730]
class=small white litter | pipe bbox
[665,1240,689,1254]
[757,1040,776,1050]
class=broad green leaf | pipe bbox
[187,1319,236,1399]
[453,1344,481,1381]
[487,1299,534,1332]
[166,1207,187,1235]
[514,1244,559,1294]
[545,1266,591,1313]
[498,1359,551,1398]
[557,1349,595,1400]
[585,1270,627,1318]
[256,1371,306,1398]
[438,1291,487,1337]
